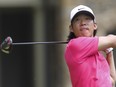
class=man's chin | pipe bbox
[80,34,92,37]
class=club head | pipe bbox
[1,36,13,54]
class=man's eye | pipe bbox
[75,18,79,21]
[86,17,92,20]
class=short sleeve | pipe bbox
[68,37,99,60]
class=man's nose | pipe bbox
[80,20,86,26]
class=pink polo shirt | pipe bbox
[65,37,112,87]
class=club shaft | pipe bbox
[12,41,68,45]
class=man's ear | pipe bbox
[69,25,73,32]
[94,23,98,30]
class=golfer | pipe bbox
[65,5,116,87]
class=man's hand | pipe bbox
[1,36,12,54]
[105,47,113,54]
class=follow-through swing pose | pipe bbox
[65,5,116,87]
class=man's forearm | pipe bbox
[106,51,116,86]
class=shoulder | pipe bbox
[69,37,98,45]
[67,37,98,51]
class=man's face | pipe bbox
[70,14,97,37]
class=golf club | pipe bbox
[12,41,68,45]
[0,36,68,54]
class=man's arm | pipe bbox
[98,35,116,51]
[106,51,116,87]
[98,35,116,86]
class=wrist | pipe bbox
[105,47,113,54]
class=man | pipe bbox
[65,5,116,87]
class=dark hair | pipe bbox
[67,32,75,42]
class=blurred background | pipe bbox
[0,0,116,87]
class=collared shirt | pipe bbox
[65,37,112,87]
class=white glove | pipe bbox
[105,47,113,54]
